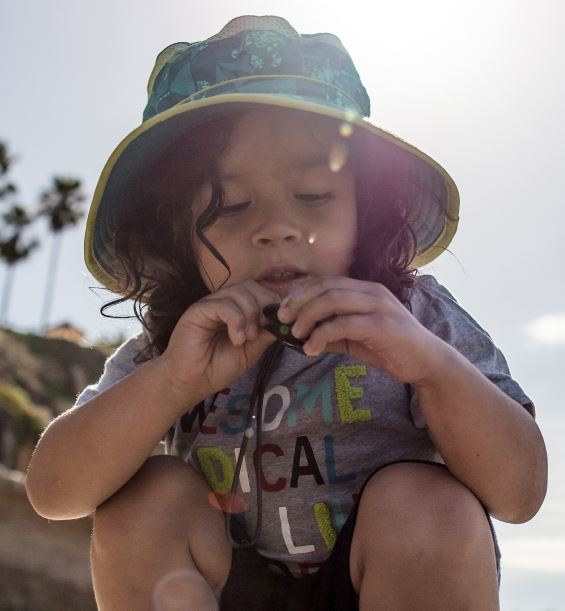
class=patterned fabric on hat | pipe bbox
[143,29,370,121]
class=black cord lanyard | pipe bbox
[224,341,284,548]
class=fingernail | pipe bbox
[291,323,304,338]
[303,342,320,357]
[278,306,291,323]
[236,330,246,345]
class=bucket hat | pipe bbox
[85,15,459,294]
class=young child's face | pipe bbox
[192,107,358,298]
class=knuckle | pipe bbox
[369,282,385,295]
[233,313,246,326]
[318,277,334,291]
[326,288,343,304]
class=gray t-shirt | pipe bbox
[76,274,534,576]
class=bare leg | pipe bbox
[349,462,499,611]
[90,455,232,611]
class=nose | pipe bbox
[251,210,303,248]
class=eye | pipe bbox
[219,201,251,217]
[295,192,334,205]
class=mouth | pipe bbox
[257,267,310,297]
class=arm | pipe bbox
[26,356,201,520]
[277,276,548,523]
[26,281,279,521]
[412,336,547,523]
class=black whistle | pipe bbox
[262,304,306,354]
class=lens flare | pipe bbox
[153,569,218,611]
[339,122,354,138]
[244,426,254,438]
[328,141,349,173]
[208,491,249,513]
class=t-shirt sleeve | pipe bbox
[407,274,535,426]
[74,332,151,406]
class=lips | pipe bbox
[262,270,304,282]
[257,266,310,297]
[258,265,306,282]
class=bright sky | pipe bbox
[2,1,564,607]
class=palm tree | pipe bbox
[0,233,39,324]
[0,142,39,326]
[38,177,85,331]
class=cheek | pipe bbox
[335,176,358,257]
[316,203,358,270]
[194,233,223,291]
[334,199,358,255]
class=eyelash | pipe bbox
[219,192,334,217]
[219,202,250,217]
[296,192,334,204]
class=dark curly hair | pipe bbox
[101,107,422,360]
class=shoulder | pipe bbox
[407,274,480,329]
[406,273,498,349]
[405,274,536,415]
[408,274,459,309]
[74,330,151,406]
[106,330,152,369]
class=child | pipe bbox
[26,15,547,611]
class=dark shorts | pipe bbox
[220,461,501,611]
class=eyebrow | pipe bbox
[218,154,329,182]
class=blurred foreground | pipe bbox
[0,464,96,610]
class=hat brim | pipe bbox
[85,93,459,294]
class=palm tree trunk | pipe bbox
[40,233,62,332]
[0,265,15,326]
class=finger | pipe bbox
[205,282,280,341]
[242,281,283,325]
[197,297,252,346]
[219,284,264,340]
[302,314,378,356]
[278,277,388,323]
[288,289,386,341]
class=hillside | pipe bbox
[0,328,111,610]
[0,327,110,414]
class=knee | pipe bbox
[351,462,492,565]
[92,455,209,546]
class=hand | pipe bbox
[276,276,448,386]
[160,281,280,402]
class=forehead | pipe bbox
[217,107,341,175]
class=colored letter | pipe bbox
[313,502,337,550]
[334,364,371,423]
[195,446,233,493]
[234,447,250,493]
[287,375,334,427]
[262,385,291,432]
[324,435,356,484]
[290,436,325,487]
[279,506,316,554]
[253,443,286,492]
[219,394,250,435]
